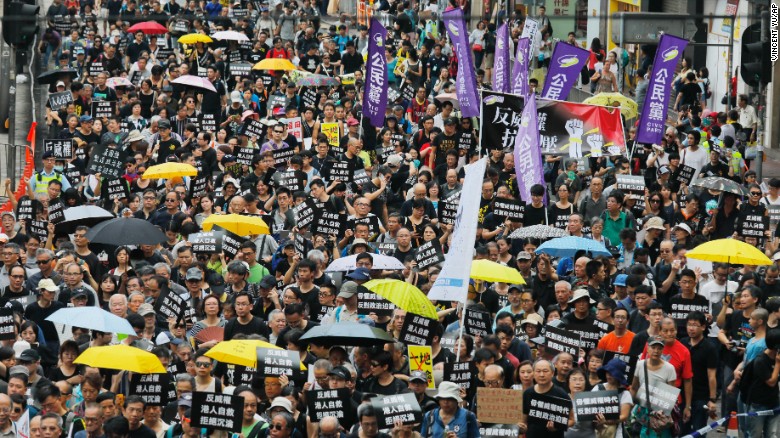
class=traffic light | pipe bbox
[741,21,771,87]
[2,0,40,47]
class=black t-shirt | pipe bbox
[679,82,701,107]
[432,133,459,168]
[523,385,570,438]
[722,311,754,368]
[748,351,779,406]
[341,51,364,74]
[524,204,547,226]
[200,79,226,115]
[299,54,321,72]
[363,376,408,396]
[128,424,157,438]
[156,137,181,164]
[680,336,718,400]
[224,316,270,340]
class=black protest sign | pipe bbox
[235,147,257,166]
[398,313,436,346]
[256,347,300,377]
[88,61,104,77]
[353,169,370,186]
[91,101,116,118]
[313,211,347,239]
[48,91,73,111]
[272,146,296,167]
[480,425,521,438]
[573,390,620,421]
[47,198,65,224]
[644,382,680,415]
[190,392,243,432]
[16,198,36,221]
[87,144,128,179]
[464,307,493,337]
[438,194,460,225]
[43,139,74,160]
[189,231,223,254]
[224,365,256,387]
[301,87,318,108]
[268,95,288,111]
[481,91,525,151]
[63,167,82,186]
[371,393,422,428]
[199,113,218,133]
[154,286,186,323]
[443,361,476,397]
[356,286,395,317]
[768,205,780,228]
[602,351,637,384]
[293,198,318,230]
[542,325,581,356]
[167,361,186,376]
[105,178,130,200]
[306,388,356,429]
[492,198,524,221]
[669,301,710,325]
[414,240,445,270]
[130,373,171,406]
[738,214,769,238]
[277,169,307,192]
[675,165,697,187]
[328,161,353,182]
[242,119,265,138]
[400,82,415,101]
[567,319,612,351]
[616,175,645,200]
[229,62,253,77]
[189,176,209,198]
[458,131,476,151]
[0,308,14,340]
[222,230,249,260]
[375,242,397,255]
[29,220,49,244]
[527,392,572,428]
[294,232,309,258]
[348,216,381,239]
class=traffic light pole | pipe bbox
[754,10,770,181]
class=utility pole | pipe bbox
[7,46,16,187]
[755,10,770,180]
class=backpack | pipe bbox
[703,79,712,100]
[483,31,496,54]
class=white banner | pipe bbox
[283,117,303,143]
[16,409,29,438]
[428,158,487,303]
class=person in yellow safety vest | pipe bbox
[29,150,71,201]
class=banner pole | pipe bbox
[455,301,468,362]
[477,89,484,158]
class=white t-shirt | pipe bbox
[635,359,677,408]
[681,145,709,180]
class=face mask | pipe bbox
[54,165,64,172]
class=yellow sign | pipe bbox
[322,122,340,148]
[408,345,434,389]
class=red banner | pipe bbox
[0,122,37,212]
[537,100,626,157]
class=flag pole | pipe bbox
[477,88,484,159]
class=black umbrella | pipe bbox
[54,206,114,235]
[692,176,749,197]
[37,69,78,85]
[299,322,395,347]
[85,217,166,246]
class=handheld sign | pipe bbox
[374,242,397,256]
[223,365,257,387]
[190,392,243,432]
[573,390,620,421]
[602,351,638,384]
[615,174,645,200]
[293,198,317,230]
[199,113,217,133]
[242,119,265,138]
[492,198,524,221]
[312,211,347,239]
[370,393,422,428]
[479,425,521,438]
[271,146,296,167]
[328,161,352,182]
[542,325,581,356]
[675,165,697,187]
[438,195,460,225]
[43,139,74,160]
[639,380,680,415]
[235,147,256,166]
[293,232,309,259]
[154,287,186,323]
[29,220,49,244]
[87,144,128,179]
[398,313,436,346]
[414,240,445,270]
[738,214,769,239]
[91,101,116,118]
[283,117,303,143]
[88,60,105,76]
[130,373,171,406]
[47,199,65,224]
[527,393,572,428]
[16,198,36,221]
[306,388,356,429]
[321,122,339,148]
[105,178,130,200]
[443,361,476,397]
[277,169,307,192]
[189,231,223,254]
[229,62,253,77]
[356,286,395,317]
[256,347,301,377]
[407,345,434,388]
[222,230,249,260]
[0,308,15,340]
[477,388,524,424]
[189,176,209,198]
[48,91,73,111]
[464,307,493,337]
[348,216,380,240]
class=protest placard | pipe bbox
[348,216,380,239]
[294,232,309,259]
[492,199,524,221]
[242,119,265,138]
[223,365,256,387]
[222,230,249,260]
[189,231,223,254]
[438,195,460,225]
[443,361,476,396]
[312,211,347,238]
[477,388,524,424]
[616,174,645,200]
[277,169,307,192]
[190,392,243,432]
[356,286,395,317]
[479,425,521,438]
[154,286,186,323]
[271,146,296,167]
[256,347,300,377]
[16,198,36,221]
[306,388,356,429]
[88,60,104,77]
[43,139,74,160]
[293,198,317,230]
[283,117,303,143]
[229,62,253,77]
[675,165,697,187]
[321,122,340,147]
[130,373,171,406]
[371,393,422,428]
[48,199,65,224]
[573,390,620,421]
[29,220,48,244]
[601,351,637,383]
[328,161,352,182]
[91,101,116,118]
[301,88,318,107]
[48,92,73,111]
[375,242,397,256]
[408,345,434,389]
[235,147,257,166]
[104,178,130,200]
[398,313,436,346]
[0,308,14,340]
[526,393,572,427]
[87,144,128,178]
[542,325,581,356]
[199,113,217,133]
[738,214,770,238]
[464,307,493,337]
[189,176,209,198]
[414,240,445,270]
[639,381,680,415]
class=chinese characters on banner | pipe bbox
[442,8,480,118]
[541,42,590,101]
[364,18,389,127]
[321,122,340,147]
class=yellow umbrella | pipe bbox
[470,259,526,284]
[178,33,213,44]
[686,238,773,266]
[253,58,297,71]
[204,339,307,369]
[142,163,198,180]
[202,214,270,236]
[74,344,166,373]
[583,92,638,119]
[361,279,438,320]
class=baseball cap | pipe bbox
[79,115,93,123]
[516,251,532,260]
[444,117,458,126]
[18,349,40,363]
[222,154,237,165]
[614,274,628,287]
[648,335,665,347]
[137,303,156,316]
[346,267,371,281]
[409,370,428,383]
[185,267,203,281]
[259,275,277,289]
[346,117,359,127]
[42,150,55,160]
[157,119,171,129]
[327,366,350,380]
[230,90,243,104]
[386,155,402,168]
[71,288,88,299]
[38,279,58,292]
[178,392,193,407]
[337,281,359,299]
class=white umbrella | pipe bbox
[212,30,250,42]
[46,307,136,335]
[435,93,461,109]
[325,253,405,272]
[171,75,217,93]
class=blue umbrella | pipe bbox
[46,307,136,335]
[535,236,612,258]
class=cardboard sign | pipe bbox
[105,178,130,200]
[675,164,697,187]
[91,100,116,118]
[199,113,217,133]
[312,211,347,238]
[47,198,65,224]
[306,388,356,429]
[256,347,300,377]
[190,392,243,432]
[527,392,572,428]
[414,240,445,270]
[328,161,352,182]
[616,174,645,200]
[464,307,493,337]
[492,199,524,221]
[130,373,171,406]
[738,214,769,238]
[293,198,318,230]
[48,91,73,111]
[189,176,209,198]
[639,380,680,415]
[479,425,521,438]
[602,351,637,384]
[16,198,35,221]
[87,144,128,179]
[229,61,253,77]
[29,220,49,244]
[356,286,395,317]
[407,345,435,388]
[321,122,340,148]
[477,388,524,424]
[0,308,14,340]
[154,287,186,323]
[398,313,436,346]
[222,230,249,260]
[370,393,422,428]
[438,195,460,225]
[573,390,620,421]
[43,139,74,160]
[542,325,581,356]
[443,361,476,396]
[189,231,223,254]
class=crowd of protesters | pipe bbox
[0,0,771,437]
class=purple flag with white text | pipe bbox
[636,34,689,145]
[540,42,589,101]
[363,18,388,127]
[442,8,480,118]
[492,23,511,93]
[513,96,544,203]
[512,37,530,96]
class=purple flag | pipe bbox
[540,42,589,101]
[442,8,480,118]
[637,34,689,145]
[492,23,511,93]
[513,96,544,203]
[512,37,530,96]
[363,18,388,127]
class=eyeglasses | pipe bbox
[751,192,762,196]
[195,362,211,368]
[370,362,381,367]
[10,275,24,279]
[274,130,284,134]
[165,199,177,203]
[270,424,286,431]
[318,292,332,297]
